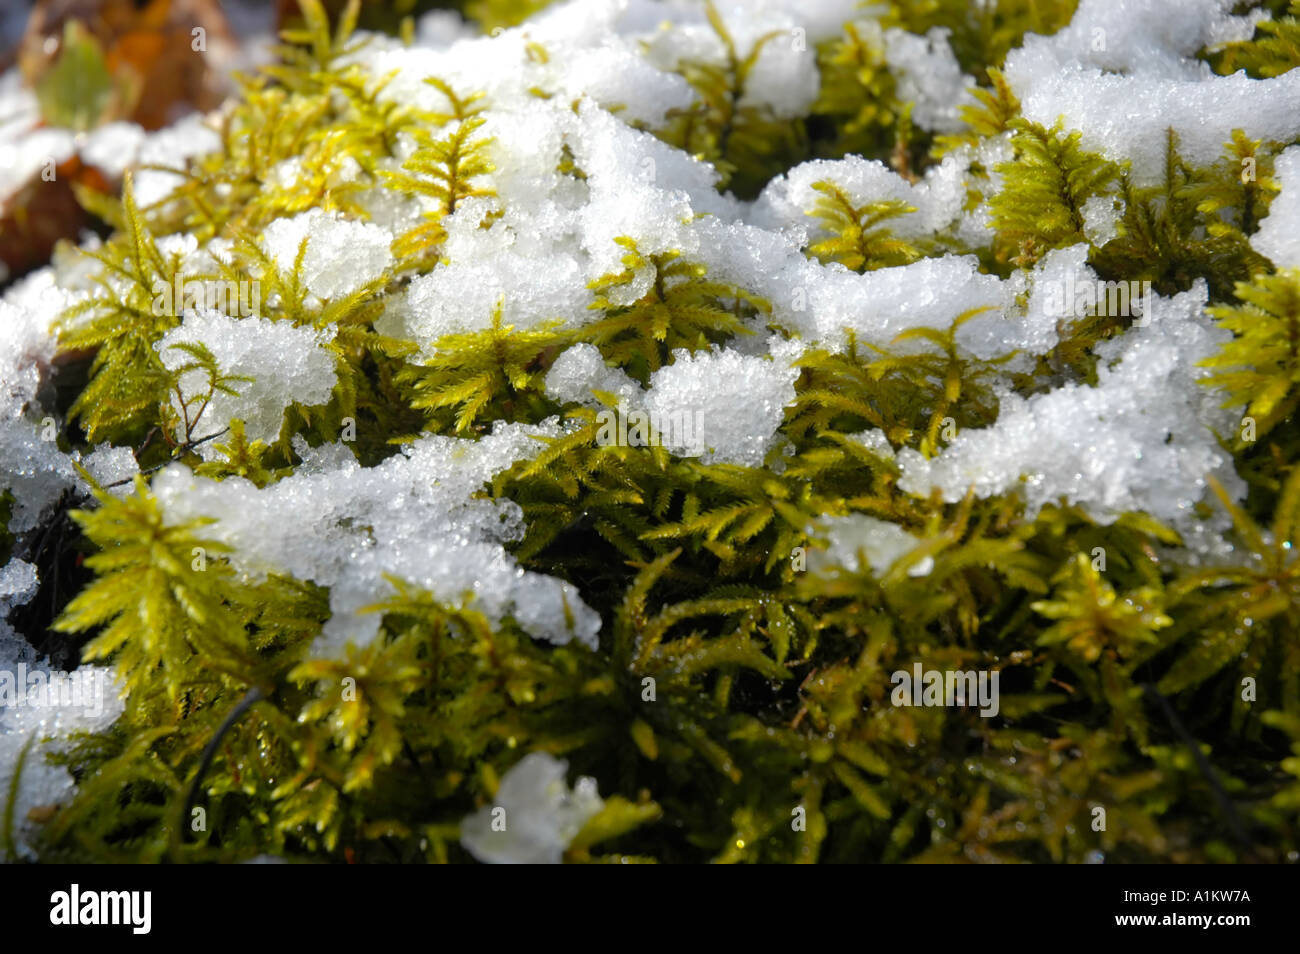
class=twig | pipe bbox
[1141,683,1253,853]
[177,686,265,853]
[101,427,231,490]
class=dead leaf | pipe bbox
[0,155,108,279]
[26,803,60,824]
[21,0,234,130]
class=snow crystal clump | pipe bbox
[1015,68,1300,188]
[157,309,337,454]
[414,10,479,49]
[79,445,141,496]
[1011,244,1105,358]
[810,514,934,579]
[459,752,603,864]
[635,0,836,121]
[1004,0,1300,186]
[847,428,897,462]
[0,558,40,677]
[0,269,86,531]
[753,154,967,244]
[545,338,801,466]
[261,209,394,302]
[642,338,801,467]
[0,127,76,204]
[897,283,1241,541]
[544,343,641,408]
[1,556,123,861]
[393,212,591,348]
[1008,0,1260,81]
[78,122,150,181]
[883,26,972,133]
[0,659,123,860]
[1252,146,1300,269]
[1080,194,1123,247]
[0,559,39,618]
[151,422,601,655]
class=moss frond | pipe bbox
[989,119,1123,267]
[381,83,497,266]
[57,174,179,443]
[399,301,564,434]
[53,477,255,702]
[1202,268,1300,439]
[578,236,768,383]
[805,184,923,271]
[1211,0,1300,78]
[654,1,807,197]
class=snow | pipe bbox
[897,283,1241,546]
[809,514,934,579]
[0,558,122,862]
[78,122,149,181]
[1006,0,1261,81]
[634,0,836,121]
[460,751,603,864]
[151,422,602,656]
[157,308,338,454]
[132,113,222,208]
[414,11,478,50]
[1252,146,1300,269]
[0,127,76,202]
[753,154,968,245]
[259,209,394,302]
[883,26,972,134]
[1017,244,1101,357]
[545,343,642,409]
[544,336,801,467]
[1004,0,1300,186]
[0,659,123,861]
[0,0,1291,846]
[79,445,140,495]
[387,203,592,349]
[641,337,801,467]
[1080,193,1123,247]
[0,269,85,532]
[0,560,39,621]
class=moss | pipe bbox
[1210,0,1300,77]
[6,0,1300,865]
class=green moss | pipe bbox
[8,0,1300,866]
[653,2,809,198]
[1210,0,1300,77]
[989,119,1123,268]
